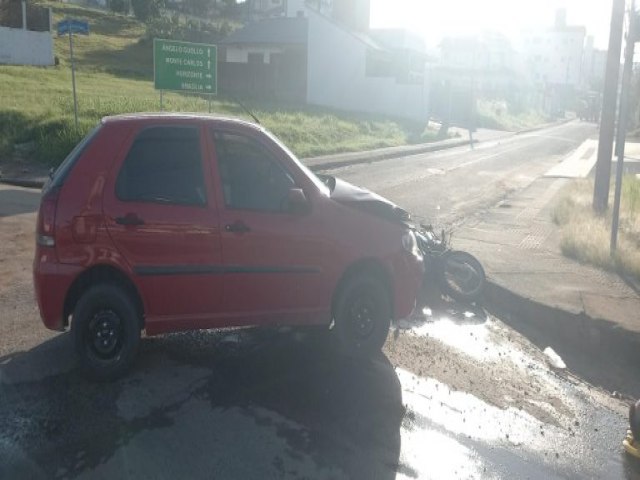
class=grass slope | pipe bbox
[0,3,430,166]
[552,177,640,282]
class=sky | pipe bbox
[370,0,614,50]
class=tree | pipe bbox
[109,0,128,14]
[131,0,163,21]
[220,0,237,14]
[184,0,210,16]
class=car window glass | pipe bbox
[116,126,206,206]
[212,131,295,212]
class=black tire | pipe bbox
[437,251,486,303]
[71,284,141,381]
[333,274,391,356]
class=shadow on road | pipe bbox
[0,188,40,217]
[0,328,404,479]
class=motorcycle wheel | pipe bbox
[437,251,485,303]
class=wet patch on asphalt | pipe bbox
[0,312,633,479]
[387,302,574,427]
[0,328,403,479]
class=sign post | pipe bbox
[153,39,217,110]
[57,19,89,130]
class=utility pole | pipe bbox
[593,0,626,213]
[611,1,637,254]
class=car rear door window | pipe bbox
[116,126,206,206]
[211,131,295,212]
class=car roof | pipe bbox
[101,113,261,130]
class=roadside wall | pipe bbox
[0,26,54,66]
[306,9,429,122]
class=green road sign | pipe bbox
[154,39,217,94]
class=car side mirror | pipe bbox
[287,188,310,214]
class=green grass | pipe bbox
[0,2,429,166]
[552,177,640,282]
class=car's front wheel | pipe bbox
[71,284,141,381]
[333,274,391,356]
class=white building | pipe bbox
[437,32,518,94]
[581,36,607,91]
[219,0,430,121]
[0,2,53,66]
[520,9,586,87]
[306,8,429,121]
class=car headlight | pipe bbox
[402,230,422,258]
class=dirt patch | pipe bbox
[0,209,56,357]
[383,327,574,427]
[0,158,49,181]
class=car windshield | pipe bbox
[260,127,332,196]
[2,1,639,479]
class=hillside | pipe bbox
[0,3,428,167]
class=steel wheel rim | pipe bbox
[347,291,377,340]
[87,310,124,360]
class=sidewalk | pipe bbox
[453,175,640,364]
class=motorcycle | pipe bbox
[414,224,486,303]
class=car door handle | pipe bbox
[225,221,251,233]
[115,214,145,226]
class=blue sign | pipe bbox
[57,19,89,36]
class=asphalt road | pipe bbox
[2,121,640,479]
[323,121,597,227]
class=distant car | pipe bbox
[33,114,424,379]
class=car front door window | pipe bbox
[212,131,295,212]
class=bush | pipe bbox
[109,0,128,14]
[553,178,640,282]
[183,0,210,15]
[131,0,163,21]
[145,15,233,43]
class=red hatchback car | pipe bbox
[34,114,424,379]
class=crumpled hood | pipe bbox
[330,177,411,225]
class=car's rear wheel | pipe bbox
[72,284,141,381]
[333,274,391,356]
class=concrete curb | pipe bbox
[515,118,574,136]
[0,177,46,189]
[307,118,575,171]
[0,119,574,189]
[0,119,574,188]
[484,277,640,374]
[0,138,477,190]
[305,138,475,172]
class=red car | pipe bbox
[33,114,424,379]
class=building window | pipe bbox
[248,52,265,64]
